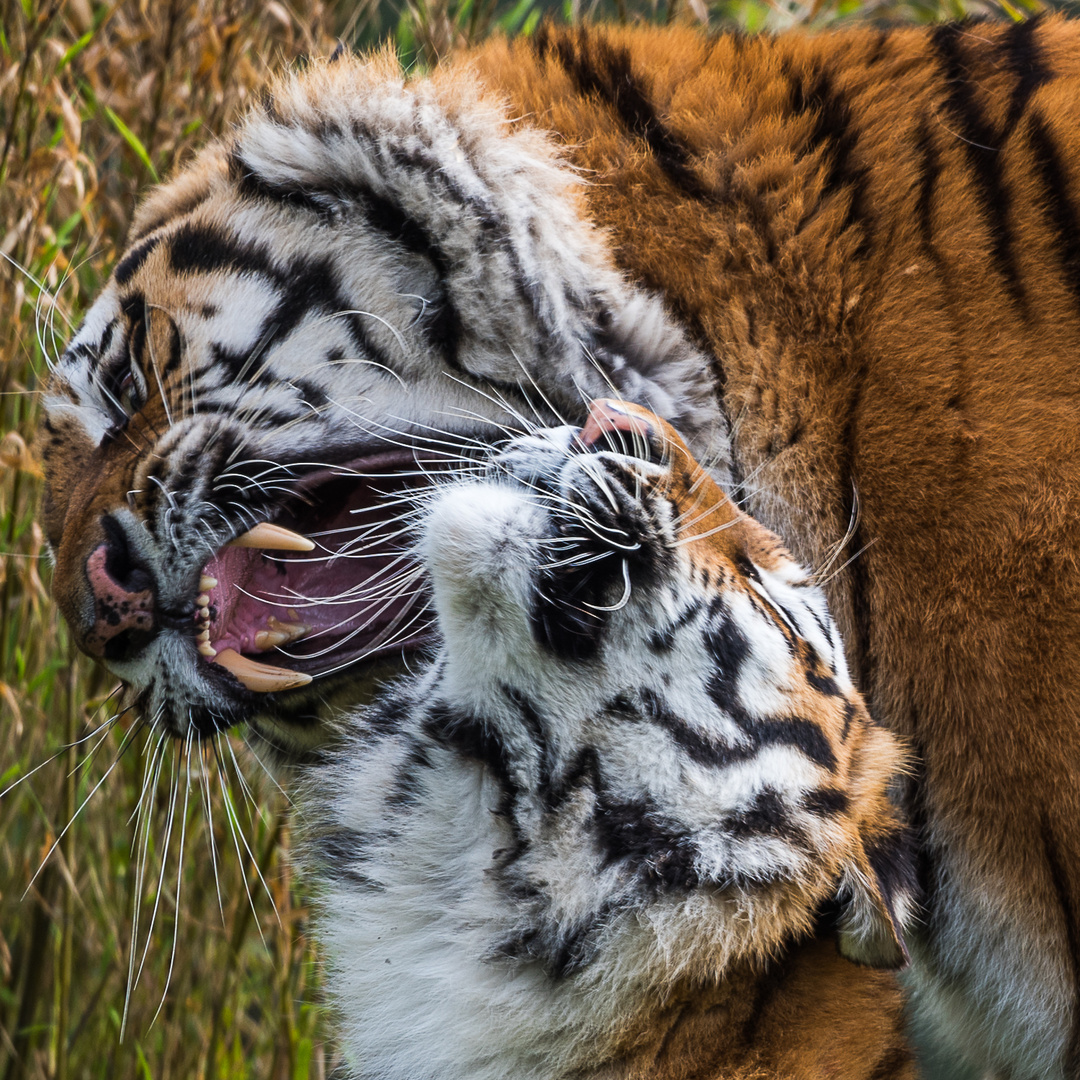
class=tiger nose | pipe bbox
[83,516,158,661]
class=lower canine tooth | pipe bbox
[200,575,218,591]
[254,619,310,651]
[212,648,312,692]
[198,641,217,658]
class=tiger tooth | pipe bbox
[196,593,210,607]
[212,648,312,692]
[254,618,310,652]
[200,575,218,591]
[269,616,310,638]
[198,641,217,658]
[226,523,315,552]
[254,629,291,651]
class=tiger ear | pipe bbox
[834,824,919,970]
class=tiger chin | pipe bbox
[308,400,917,1080]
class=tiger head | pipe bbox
[314,398,915,1078]
[37,53,727,754]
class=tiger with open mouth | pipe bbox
[309,399,917,1079]
[37,17,1080,1078]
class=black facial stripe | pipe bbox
[115,234,163,285]
[647,598,704,652]
[726,788,805,842]
[228,148,337,220]
[636,684,836,774]
[422,700,521,823]
[168,222,276,279]
[803,787,849,816]
[590,790,700,891]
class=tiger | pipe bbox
[309,396,917,1079]
[35,15,1080,1080]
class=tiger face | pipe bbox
[312,399,916,1080]
[38,54,728,752]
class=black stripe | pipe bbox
[386,743,434,808]
[841,699,857,742]
[804,659,841,697]
[114,234,162,285]
[162,318,182,378]
[1041,814,1080,1073]
[1027,113,1080,308]
[359,189,464,371]
[503,685,556,805]
[316,829,382,889]
[127,186,210,244]
[803,787,849,816]
[168,222,276,279]
[794,67,871,243]
[913,116,943,260]
[737,949,795,1048]
[638,684,837,773]
[864,824,920,919]
[727,787,804,841]
[647,599,703,652]
[229,148,335,220]
[1002,16,1050,137]
[930,24,1026,312]
[590,788,700,890]
[423,701,520,824]
[534,24,707,201]
[744,716,837,772]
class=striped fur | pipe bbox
[310,400,916,1080]
[38,17,1080,1077]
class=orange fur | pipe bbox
[467,21,1080,1075]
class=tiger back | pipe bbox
[310,399,917,1080]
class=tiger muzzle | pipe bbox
[81,514,162,661]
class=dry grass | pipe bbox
[0,0,1043,1076]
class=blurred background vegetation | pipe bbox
[0,0,1059,1075]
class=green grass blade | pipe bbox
[103,106,159,183]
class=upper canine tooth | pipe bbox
[200,575,218,591]
[212,648,312,692]
[227,523,315,552]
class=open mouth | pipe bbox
[192,450,445,694]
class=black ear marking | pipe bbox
[835,822,920,970]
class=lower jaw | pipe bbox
[244,652,421,758]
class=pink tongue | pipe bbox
[198,458,439,671]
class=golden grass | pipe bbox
[0,0,1040,1076]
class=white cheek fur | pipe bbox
[307,444,891,1080]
